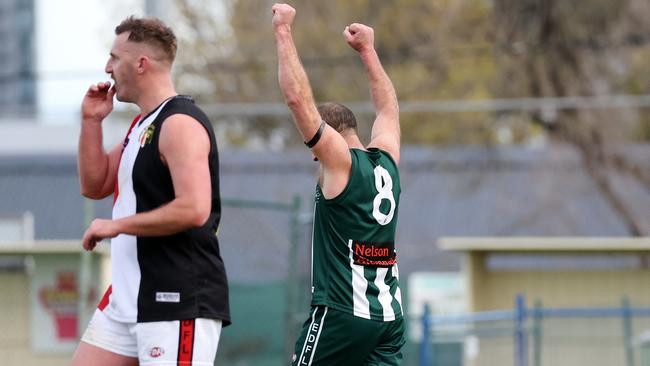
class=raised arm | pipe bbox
[78,81,122,199]
[272,4,320,142]
[272,3,351,190]
[344,24,401,164]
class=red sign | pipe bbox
[38,272,79,340]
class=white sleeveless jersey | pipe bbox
[98,96,230,325]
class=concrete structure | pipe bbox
[439,237,650,310]
[439,237,650,366]
[0,241,107,366]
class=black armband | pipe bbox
[304,120,326,148]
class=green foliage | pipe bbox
[173,0,650,147]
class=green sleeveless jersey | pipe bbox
[310,148,403,321]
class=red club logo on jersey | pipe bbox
[150,347,165,358]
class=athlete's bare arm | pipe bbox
[78,81,122,199]
[345,24,401,165]
[273,3,351,198]
[81,114,212,250]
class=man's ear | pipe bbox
[137,56,149,74]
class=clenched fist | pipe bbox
[344,23,375,53]
[272,3,296,30]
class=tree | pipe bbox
[173,0,650,234]
[173,0,501,147]
[492,0,650,235]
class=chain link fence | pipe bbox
[214,196,312,366]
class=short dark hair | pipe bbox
[317,102,357,133]
[115,16,177,64]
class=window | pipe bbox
[0,211,34,243]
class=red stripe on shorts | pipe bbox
[177,319,195,365]
[97,285,112,310]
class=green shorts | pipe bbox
[291,306,406,366]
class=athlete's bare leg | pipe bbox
[71,341,138,366]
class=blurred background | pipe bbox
[0,0,649,365]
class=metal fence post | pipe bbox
[420,303,432,366]
[515,294,528,366]
[532,299,543,366]
[622,296,635,366]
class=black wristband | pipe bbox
[304,120,326,148]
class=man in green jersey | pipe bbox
[273,3,405,365]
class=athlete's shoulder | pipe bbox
[357,148,399,170]
[163,95,201,113]
[159,95,211,126]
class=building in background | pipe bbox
[1,145,649,365]
[0,0,36,118]
[436,237,650,366]
[0,0,222,125]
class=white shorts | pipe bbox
[81,309,222,366]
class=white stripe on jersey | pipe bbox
[375,267,396,321]
[392,264,403,312]
[105,100,171,323]
[348,239,371,319]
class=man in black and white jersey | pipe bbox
[73,16,229,366]
[274,3,405,365]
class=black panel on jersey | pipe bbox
[132,96,230,325]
